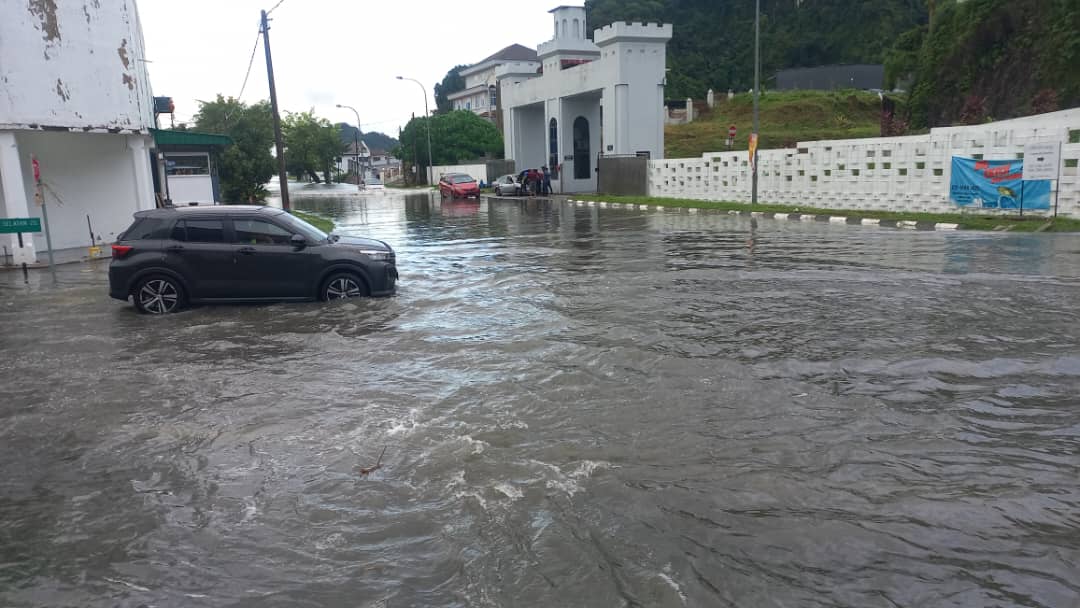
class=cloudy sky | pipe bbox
[138,0,562,137]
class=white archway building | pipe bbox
[501,6,672,193]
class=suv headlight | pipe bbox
[358,249,392,262]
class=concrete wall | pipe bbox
[1,131,156,254]
[433,163,489,184]
[648,108,1080,217]
[0,0,154,131]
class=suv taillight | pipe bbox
[111,244,133,259]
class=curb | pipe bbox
[559,199,965,231]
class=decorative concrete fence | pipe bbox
[648,108,1080,217]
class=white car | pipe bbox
[493,174,521,196]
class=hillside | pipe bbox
[585,0,926,98]
[896,0,1080,127]
[337,124,399,154]
[665,90,895,158]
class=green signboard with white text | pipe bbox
[0,217,42,233]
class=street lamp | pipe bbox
[336,103,363,192]
[397,76,434,186]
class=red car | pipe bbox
[439,173,481,199]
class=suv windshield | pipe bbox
[276,212,329,242]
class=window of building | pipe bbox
[166,153,209,176]
[573,18,580,38]
[489,85,497,108]
[466,101,471,111]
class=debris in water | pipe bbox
[359,446,387,477]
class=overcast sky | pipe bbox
[139,0,561,137]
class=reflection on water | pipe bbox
[1,190,1079,607]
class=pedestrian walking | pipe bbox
[542,166,552,195]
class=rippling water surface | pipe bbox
[2,191,1079,607]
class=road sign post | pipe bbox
[31,155,57,283]
[1,218,42,284]
[1023,142,1062,217]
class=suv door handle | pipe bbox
[237,247,257,255]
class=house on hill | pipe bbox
[448,44,541,128]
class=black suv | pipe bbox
[108,206,397,314]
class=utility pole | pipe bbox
[751,0,760,210]
[261,9,290,211]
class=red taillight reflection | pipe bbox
[111,244,133,259]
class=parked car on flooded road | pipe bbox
[108,206,397,314]
[492,174,521,196]
[438,173,481,199]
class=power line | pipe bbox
[236,27,262,100]
[267,0,287,15]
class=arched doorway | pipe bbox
[573,117,590,179]
[549,118,559,178]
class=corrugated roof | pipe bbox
[151,129,232,147]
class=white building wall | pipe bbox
[431,163,490,184]
[0,0,154,130]
[513,105,548,171]
[0,0,157,263]
[10,131,156,252]
[560,97,602,192]
[648,108,1080,217]
[502,18,671,191]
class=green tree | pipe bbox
[193,95,276,203]
[434,65,469,113]
[282,111,345,183]
[585,0,927,98]
[897,0,1080,127]
[394,111,503,183]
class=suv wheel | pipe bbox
[321,273,369,300]
[134,275,185,314]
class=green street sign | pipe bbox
[0,217,42,234]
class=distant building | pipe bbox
[501,6,672,193]
[337,141,372,176]
[369,151,402,182]
[448,44,541,122]
[1,0,157,263]
[775,64,885,91]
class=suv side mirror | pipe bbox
[290,233,307,248]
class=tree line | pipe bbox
[191,96,394,203]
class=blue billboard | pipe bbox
[949,157,1051,210]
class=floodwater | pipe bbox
[2,190,1079,607]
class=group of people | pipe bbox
[518,166,554,196]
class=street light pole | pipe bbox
[336,103,363,192]
[751,0,760,210]
[397,76,433,186]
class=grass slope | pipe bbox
[666,90,900,158]
[292,211,335,234]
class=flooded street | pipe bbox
[2,189,1079,607]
